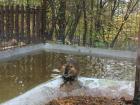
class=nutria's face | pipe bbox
[65,63,75,73]
[63,62,79,77]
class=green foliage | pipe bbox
[1,0,140,49]
[0,0,41,5]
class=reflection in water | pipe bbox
[0,52,135,103]
[0,52,66,103]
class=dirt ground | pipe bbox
[46,96,132,105]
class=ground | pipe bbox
[46,96,132,105]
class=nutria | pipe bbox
[60,58,82,92]
[61,58,79,85]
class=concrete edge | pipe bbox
[1,76,134,105]
[0,43,137,63]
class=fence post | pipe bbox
[9,5,14,38]
[21,5,25,41]
[32,6,36,43]
[133,24,140,105]
[26,5,30,43]
[36,6,41,43]
[15,5,19,41]
[0,5,4,40]
[5,5,10,40]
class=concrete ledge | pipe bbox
[0,43,136,63]
[1,76,134,105]
[44,43,136,61]
[0,44,45,63]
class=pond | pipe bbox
[0,52,136,103]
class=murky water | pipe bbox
[0,52,135,103]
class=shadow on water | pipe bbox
[0,52,136,103]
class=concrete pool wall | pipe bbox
[0,43,136,63]
[1,76,134,105]
[0,43,136,105]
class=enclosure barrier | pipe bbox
[0,43,136,63]
[0,4,48,50]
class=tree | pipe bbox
[57,0,66,43]
[110,0,139,47]
[82,0,88,46]
[66,0,82,43]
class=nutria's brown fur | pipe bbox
[60,58,82,92]
[61,58,79,85]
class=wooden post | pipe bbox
[26,5,30,43]
[34,6,38,42]
[5,5,10,40]
[9,5,14,38]
[15,5,19,41]
[32,6,36,43]
[21,5,25,41]
[133,23,140,105]
[36,6,41,43]
[0,6,4,40]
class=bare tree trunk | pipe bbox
[57,0,66,44]
[42,0,47,42]
[67,1,82,42]
[94,0,104,36]
[89,0,94,46]
[82,0,87,46]
[49,0,56,40]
